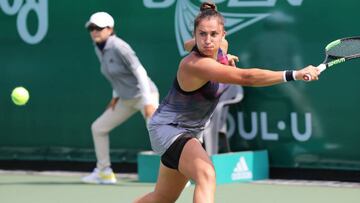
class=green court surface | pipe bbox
[1,171,360,203]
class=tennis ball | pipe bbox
[11,86,30,106]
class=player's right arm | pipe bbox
[178,53,319,89]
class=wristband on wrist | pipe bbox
[283,70,296,82]
[292,70,297,81]
[282,71,287,82]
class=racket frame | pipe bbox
[304,36,360,80]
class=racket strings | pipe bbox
[327,39,360,57]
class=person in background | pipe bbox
[82,12,159,184]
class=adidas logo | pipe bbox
[231,156,253,180]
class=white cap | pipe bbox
[85,12,114,28]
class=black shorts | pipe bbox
[161,134,193,170]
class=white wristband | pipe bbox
[292,70,297,81]
[283,70,287,82]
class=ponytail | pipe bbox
[194,2,224,32]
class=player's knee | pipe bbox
[196,166,216,185]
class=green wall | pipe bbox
[1,0,360,170]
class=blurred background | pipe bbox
[1,0,360,178]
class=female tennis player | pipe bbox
[134,2,319,203]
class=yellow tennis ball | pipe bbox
[11,86,30,106]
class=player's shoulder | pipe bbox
[180,52,216,69]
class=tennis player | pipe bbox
[134,2,319,202]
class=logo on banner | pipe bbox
[231,156,253,180]
[144,0,304,55]
[0,0,48,44]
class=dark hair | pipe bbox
[193,2,224,32]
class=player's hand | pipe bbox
[227,54,239,67]
[144,104,156,118]
[297,65,321,81]
[107,97,119,110]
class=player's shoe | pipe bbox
[81,167,117,184]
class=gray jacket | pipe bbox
[94,35,157,103]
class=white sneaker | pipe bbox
[81,168,117,184]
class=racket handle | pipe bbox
[317,64,327,72]
[303,64,327,81]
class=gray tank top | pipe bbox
[148,78,229,155]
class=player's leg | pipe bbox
[179,138,216,203]
[135,134,195,202]
[134,163,189,203]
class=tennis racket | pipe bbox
[304,36,360,80]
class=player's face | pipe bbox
[89,26,113,43]
[195,17,225,58]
